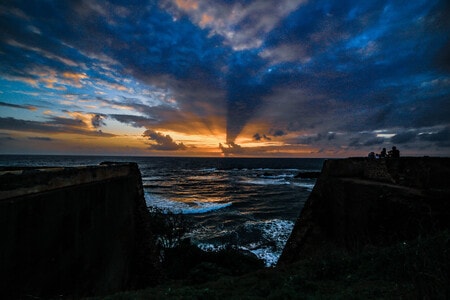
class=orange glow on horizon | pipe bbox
[1,126,355,157]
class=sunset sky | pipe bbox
[0,0,449,157]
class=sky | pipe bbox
[0,0,449,157]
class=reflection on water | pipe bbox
[141,160,321,266]
[1,155,323,266]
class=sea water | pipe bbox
[0,155,323,266]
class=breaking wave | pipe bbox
[145,193,232,214]
[240,178,291,185]
[191,219,295,267]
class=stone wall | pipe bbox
[0,163,157,298]
[279,157,450,265]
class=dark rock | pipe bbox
[294,171,321,179]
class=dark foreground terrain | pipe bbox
[92,157,450,299]
[91,230,449,299]
[1,158,449,299]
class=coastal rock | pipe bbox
[279,157,450,265]
[294,171,321,179]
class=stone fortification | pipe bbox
[279,157,450,264]
[0,162,157,298]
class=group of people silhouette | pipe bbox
[368,146,400,159]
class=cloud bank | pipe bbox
[0,0,448,156]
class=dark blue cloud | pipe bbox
[225,50,272,141]
[28,136,54,141]
[0,0,449,155]
[143,129,186,151]
[419,127,450,147]
[0,117,114,137]
[272,130,286,137]
[116,14,226,81]
[0,101,36,110]
[255,0,450,137]
[0,0,226,86]
[391,131,418,144]
[109,114,156,128]
[253,133,271,141]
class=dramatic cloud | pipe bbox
[391,131,418,144]
[0,0,448,156]
[91,114,106,128]
[253,133,271,141]
[219,142,244,156]
[28,136,54,141]
[162,0,306,50]
[418,127,450,147]
[143,129,187,151]
[0,101,36,111]
[0,117,115,137]
[109,114,156,128]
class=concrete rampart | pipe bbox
[0,162,156,298]
[279,157,450,265]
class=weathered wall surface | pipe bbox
[0,163,157,298]
[279,157,450,265]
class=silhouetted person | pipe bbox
[390,146,400,158]
[368,151,375,159]
[380,148,387,158]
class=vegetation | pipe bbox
[92,227,449,299]
[147,207,190,262]
[145,207,264,282]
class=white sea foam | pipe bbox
[241,178,290,185]
[245,247,279,267]
[291,182,316,190]
[182,202,232,214]
[196,243,227,252]
[260,173,295,179]
[199,168,217,172]
[252,219,295,247]
[190,219,296,267]
[253,168,300,172]
[198,242,279,267]
[243,219,295,266]
[141,176,163,181]
[193,219,297,267]
[145,193,232,214]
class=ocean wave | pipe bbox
[261,219,294,242]
[145,193,232,214]
[199,168,217,172]
[259,173,295,179]
[240,178,290,186]
[242,168,301,172]
[291,182,316,190]
[197,242,278,267]
[185,175,224,181]
[243,219,295,266]
[182,202,232,214]
[191,219,296,267]
[244,247,280,267]
[196,243,227,252]
[246,219,294,245]
[141,176,164,181]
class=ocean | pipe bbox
[0,155,324,266]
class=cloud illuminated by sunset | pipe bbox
[0,0,449,157]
